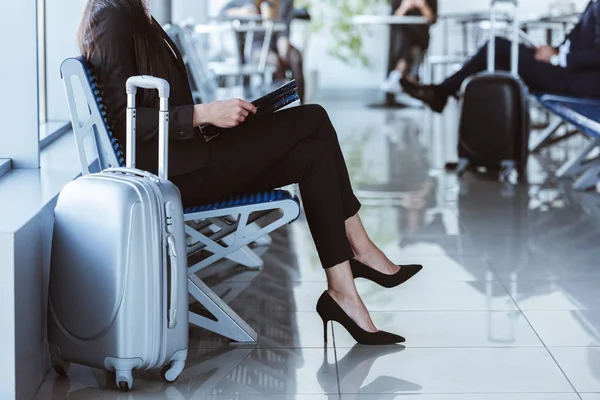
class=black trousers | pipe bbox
[388,26,425,75]
[439,37,571,96]
[388,0,430,76]
[171,104,362,269]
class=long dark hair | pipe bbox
[78,0,171,104]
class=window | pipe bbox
[38,0,86,146]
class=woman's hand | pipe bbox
[193,99,257,129]
[534,45,558,63]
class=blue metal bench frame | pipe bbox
[60,56,301,343]
[534,94,600,191]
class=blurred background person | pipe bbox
[381,0,438,93]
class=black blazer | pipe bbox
[89,8,209,177]
[564,0,600,71]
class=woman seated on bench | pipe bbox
[79,0,422,345]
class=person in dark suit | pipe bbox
[401,0,600,113]
[78,0,422,344]
[381,0,438,93]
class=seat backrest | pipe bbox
[164,23,218,104]
[60,57,125,175]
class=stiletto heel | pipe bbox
[350,259,422,288]
[322,319,328,343]
[315,291,405,345]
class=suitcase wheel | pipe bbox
[53,365,68,377]
[51,357,70,377]
[456,159,470,178]
[118,381,130,392]
[161,362,182,383]
[114,370,133,391]
[500,160,516,183]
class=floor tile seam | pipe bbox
[495,273,583,396]
[491,279,600,284]
[229,308,528,312]
[222,278,600,284]
[331,345,548,349]
[226,279,524,284]
[201,310,562,314]
[479,252,517,286]
[338,390,580,395]
[188,344,583,350]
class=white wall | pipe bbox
[0,233,16,400]
[14,207,54,400]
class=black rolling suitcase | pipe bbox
[456,0,530,181]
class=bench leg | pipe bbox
[188,274,257,344]
[249,224,273,246]
[556,138,600,178]
[208,220,270,269]
[197,268,260,304]
[186,200,299,275]
[572,157,600,191]
[529,119,564,153]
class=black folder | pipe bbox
[201,80,299,137]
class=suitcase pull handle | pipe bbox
[125,76,170,181]
[488,0,519,76]
[167,235,178,329]
[126,76,171,98]
[104,167,161,183]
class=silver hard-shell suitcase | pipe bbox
[48,76,188,392]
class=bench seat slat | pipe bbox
[536,94,600,140]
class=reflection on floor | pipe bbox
[35,90,600,399]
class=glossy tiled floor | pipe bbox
[35,90,600,399]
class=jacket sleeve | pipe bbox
[567,48,600,71]
[566,1,600,71]
[92,11,196,143]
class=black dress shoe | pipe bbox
[316,291,405,345]
[400,77,448,113]
[350,259,422,288]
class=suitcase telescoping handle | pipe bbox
[488,0,519,76]
[126,76,179,329]
[125,76,171,180]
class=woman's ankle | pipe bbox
[351,240,377,259]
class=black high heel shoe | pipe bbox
[350,259,422,288]
[316,291,405,345]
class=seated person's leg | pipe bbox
[401,37,536,113]
[406,45,424,83]
[382,27,418,92]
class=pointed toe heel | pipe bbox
[349,259,422,288]
[316,291,405,346]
